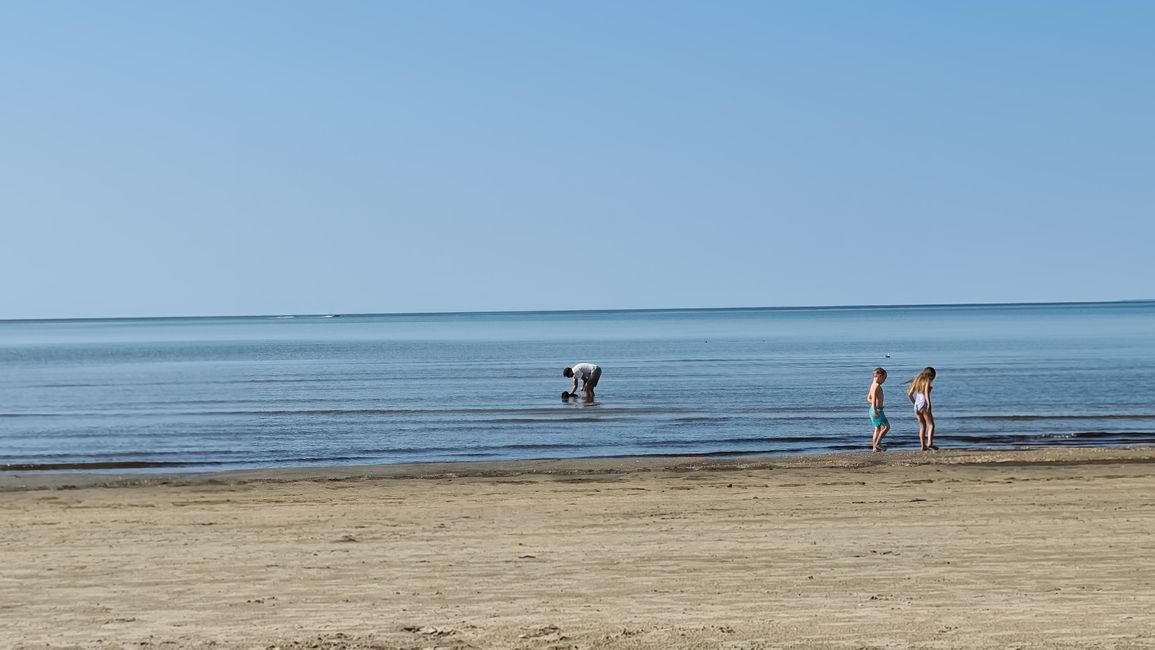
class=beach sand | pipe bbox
[3,447,1155,649]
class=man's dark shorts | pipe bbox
[585,366,602,389]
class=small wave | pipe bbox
[632,433,845,449]
[75,406,675,418]
[1068,430,1154,440]
[971,414,1155,421]
[1,460,211,472]
[502,443,587,451]
[486,417,616,424]
[715,434,847,445]
[672,416,735,424]
[935,430,1154,447]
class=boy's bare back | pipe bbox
[867,368,887,410]
[867,380,884,409]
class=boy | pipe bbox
[563,363,602,401]
[867,367,889,452]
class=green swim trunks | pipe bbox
[869,407,888,427]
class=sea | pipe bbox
[2,302,1153,473]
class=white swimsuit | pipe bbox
[913,391,929,414]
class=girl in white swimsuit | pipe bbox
[907,367,937,451]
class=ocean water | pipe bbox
[1,302,1153,472]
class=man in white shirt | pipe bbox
[563,363,602,400]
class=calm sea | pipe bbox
[2,302,1153,473]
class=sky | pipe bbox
[1,1,1152,319]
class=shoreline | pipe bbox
[4,445,1154,492]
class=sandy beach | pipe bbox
[3,447,1155,649]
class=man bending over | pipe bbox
[563,363,602,400]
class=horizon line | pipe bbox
[2,298,1152,324]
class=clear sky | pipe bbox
[2,1,1152,319]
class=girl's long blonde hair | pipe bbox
[906,366,937,398]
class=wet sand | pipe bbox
[3,447,1155,648]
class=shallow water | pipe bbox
[2,302,1153,472]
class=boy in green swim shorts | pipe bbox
[867,367,890,452]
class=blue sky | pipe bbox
[2,1,1151,319]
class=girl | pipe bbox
[907,367,937,451]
